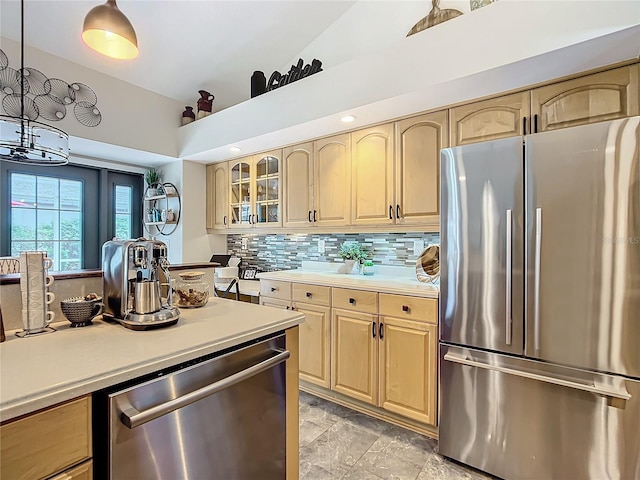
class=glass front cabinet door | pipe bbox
[229,150,282,228]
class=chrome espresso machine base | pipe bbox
[103,307,180,331]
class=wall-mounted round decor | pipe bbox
[22,67,50,96]
[0,67,27,95]
[35,94,66,121]
[45,78,75,105]
[74,101,101,127]
[2,93,39,120]
[70,82,97,106]
[0,50,8,71]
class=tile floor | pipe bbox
[299,391,492,480]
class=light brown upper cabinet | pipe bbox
[313,133,351,227]
[228,149,282,228]
[206,162,228,229]
[531,64,639,133]
[351,123,395,226]
[395,110,448,224]
[283,142,313,228]
[450,92,530,146]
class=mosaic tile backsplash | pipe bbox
[226,232,440,271]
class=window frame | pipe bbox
[0,161,143,271]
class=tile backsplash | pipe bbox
[227,232,440,271]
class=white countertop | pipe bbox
[0,298,303,422]
[257,263,439,299]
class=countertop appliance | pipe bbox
[439,117,640,479]
[102,238,180,329]
[93,333,289,480]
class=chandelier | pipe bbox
[0,0,70,165]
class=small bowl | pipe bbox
[60,296,103,327]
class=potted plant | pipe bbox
[337,242,368,274]
[145,168,162,196]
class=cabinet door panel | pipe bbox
[254,149,282,227]
[313,134,350,226]
[531,65,639,132]
[206,162,228,229]
[450,92,530,146]
[295,302,331,388]
[331,308,378,405]
[379,317,437,425]
[283,142,314,228]
[395,111,448,224]
[229,157,253,228]
[351,124,394,226]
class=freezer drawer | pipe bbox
[439,344,640,480]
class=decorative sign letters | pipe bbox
[250,58,323,98]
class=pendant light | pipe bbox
[0,0,69,165]
[82,0,138,60]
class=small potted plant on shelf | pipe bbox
[145,168,162,196]
[337,241,368,274]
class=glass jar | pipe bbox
[174,271,210,308]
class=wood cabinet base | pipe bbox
[300,381,438,441]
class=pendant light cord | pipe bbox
[19,0,25,146]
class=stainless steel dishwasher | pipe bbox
[94,333,289,480]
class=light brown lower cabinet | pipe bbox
[49,460,93,480]
[296,302,331,389]
[0,396,92,480]
[378,316,437,425]
[331,308,378,405]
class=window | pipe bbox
[1,161,143,271]
[10,173,83,270]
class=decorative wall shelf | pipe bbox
[143,182,181,236]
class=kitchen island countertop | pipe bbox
[0,298,303,422]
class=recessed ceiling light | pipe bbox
[229,146,241,153]
[341,115,356,123]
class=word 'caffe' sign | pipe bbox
[250,59,323,98]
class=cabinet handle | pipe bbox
[522,117,527,135]
[271,287,277,292]
[402,305,409,312]
[389,205,393,220]
[396,204,400,219]
[379,322,384,340]
[534,114,539,134]
[349,297,356,304]
[286,305,290,310]
[223,215,227,226]
[313,210,317,222]
[306,292,312,298]
[248,214,252,225]
[372,321,376,338]
[308,210,312,223]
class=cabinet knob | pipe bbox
[306,292,312,298]
[349,298,356,304]
[271,287,277,292]
[402,305,409,312]
[286,305,290,310]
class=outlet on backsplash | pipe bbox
[413,240,425,255]
[241,238,248,250]
[318,239,325,254]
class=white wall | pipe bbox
[159,160,226,265]
[0,37,183,159]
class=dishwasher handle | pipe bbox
[121,348,291,429]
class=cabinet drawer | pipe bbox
[379,294,437,323]
[0,396,91,480]
[260,280,291,301]
[332,288,378,314]
[293,283,331,307]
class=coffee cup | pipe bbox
[45,275,54,287]
[46,291,55,305]
[46,311,55,325]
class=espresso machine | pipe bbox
[102,238,180,330]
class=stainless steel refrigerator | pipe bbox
[439,116,640,480]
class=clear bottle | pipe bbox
[174,271,210,308]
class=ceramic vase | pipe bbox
[338,259,356,274]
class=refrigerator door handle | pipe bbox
[443,351,631,400]
[534,207,542,353]
[505,209,513,345]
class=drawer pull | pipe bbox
[271,287,277,292]
[349,297,356,304]
[402,305,409,312]
[286,305,290,310]
[306,292,312,298]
